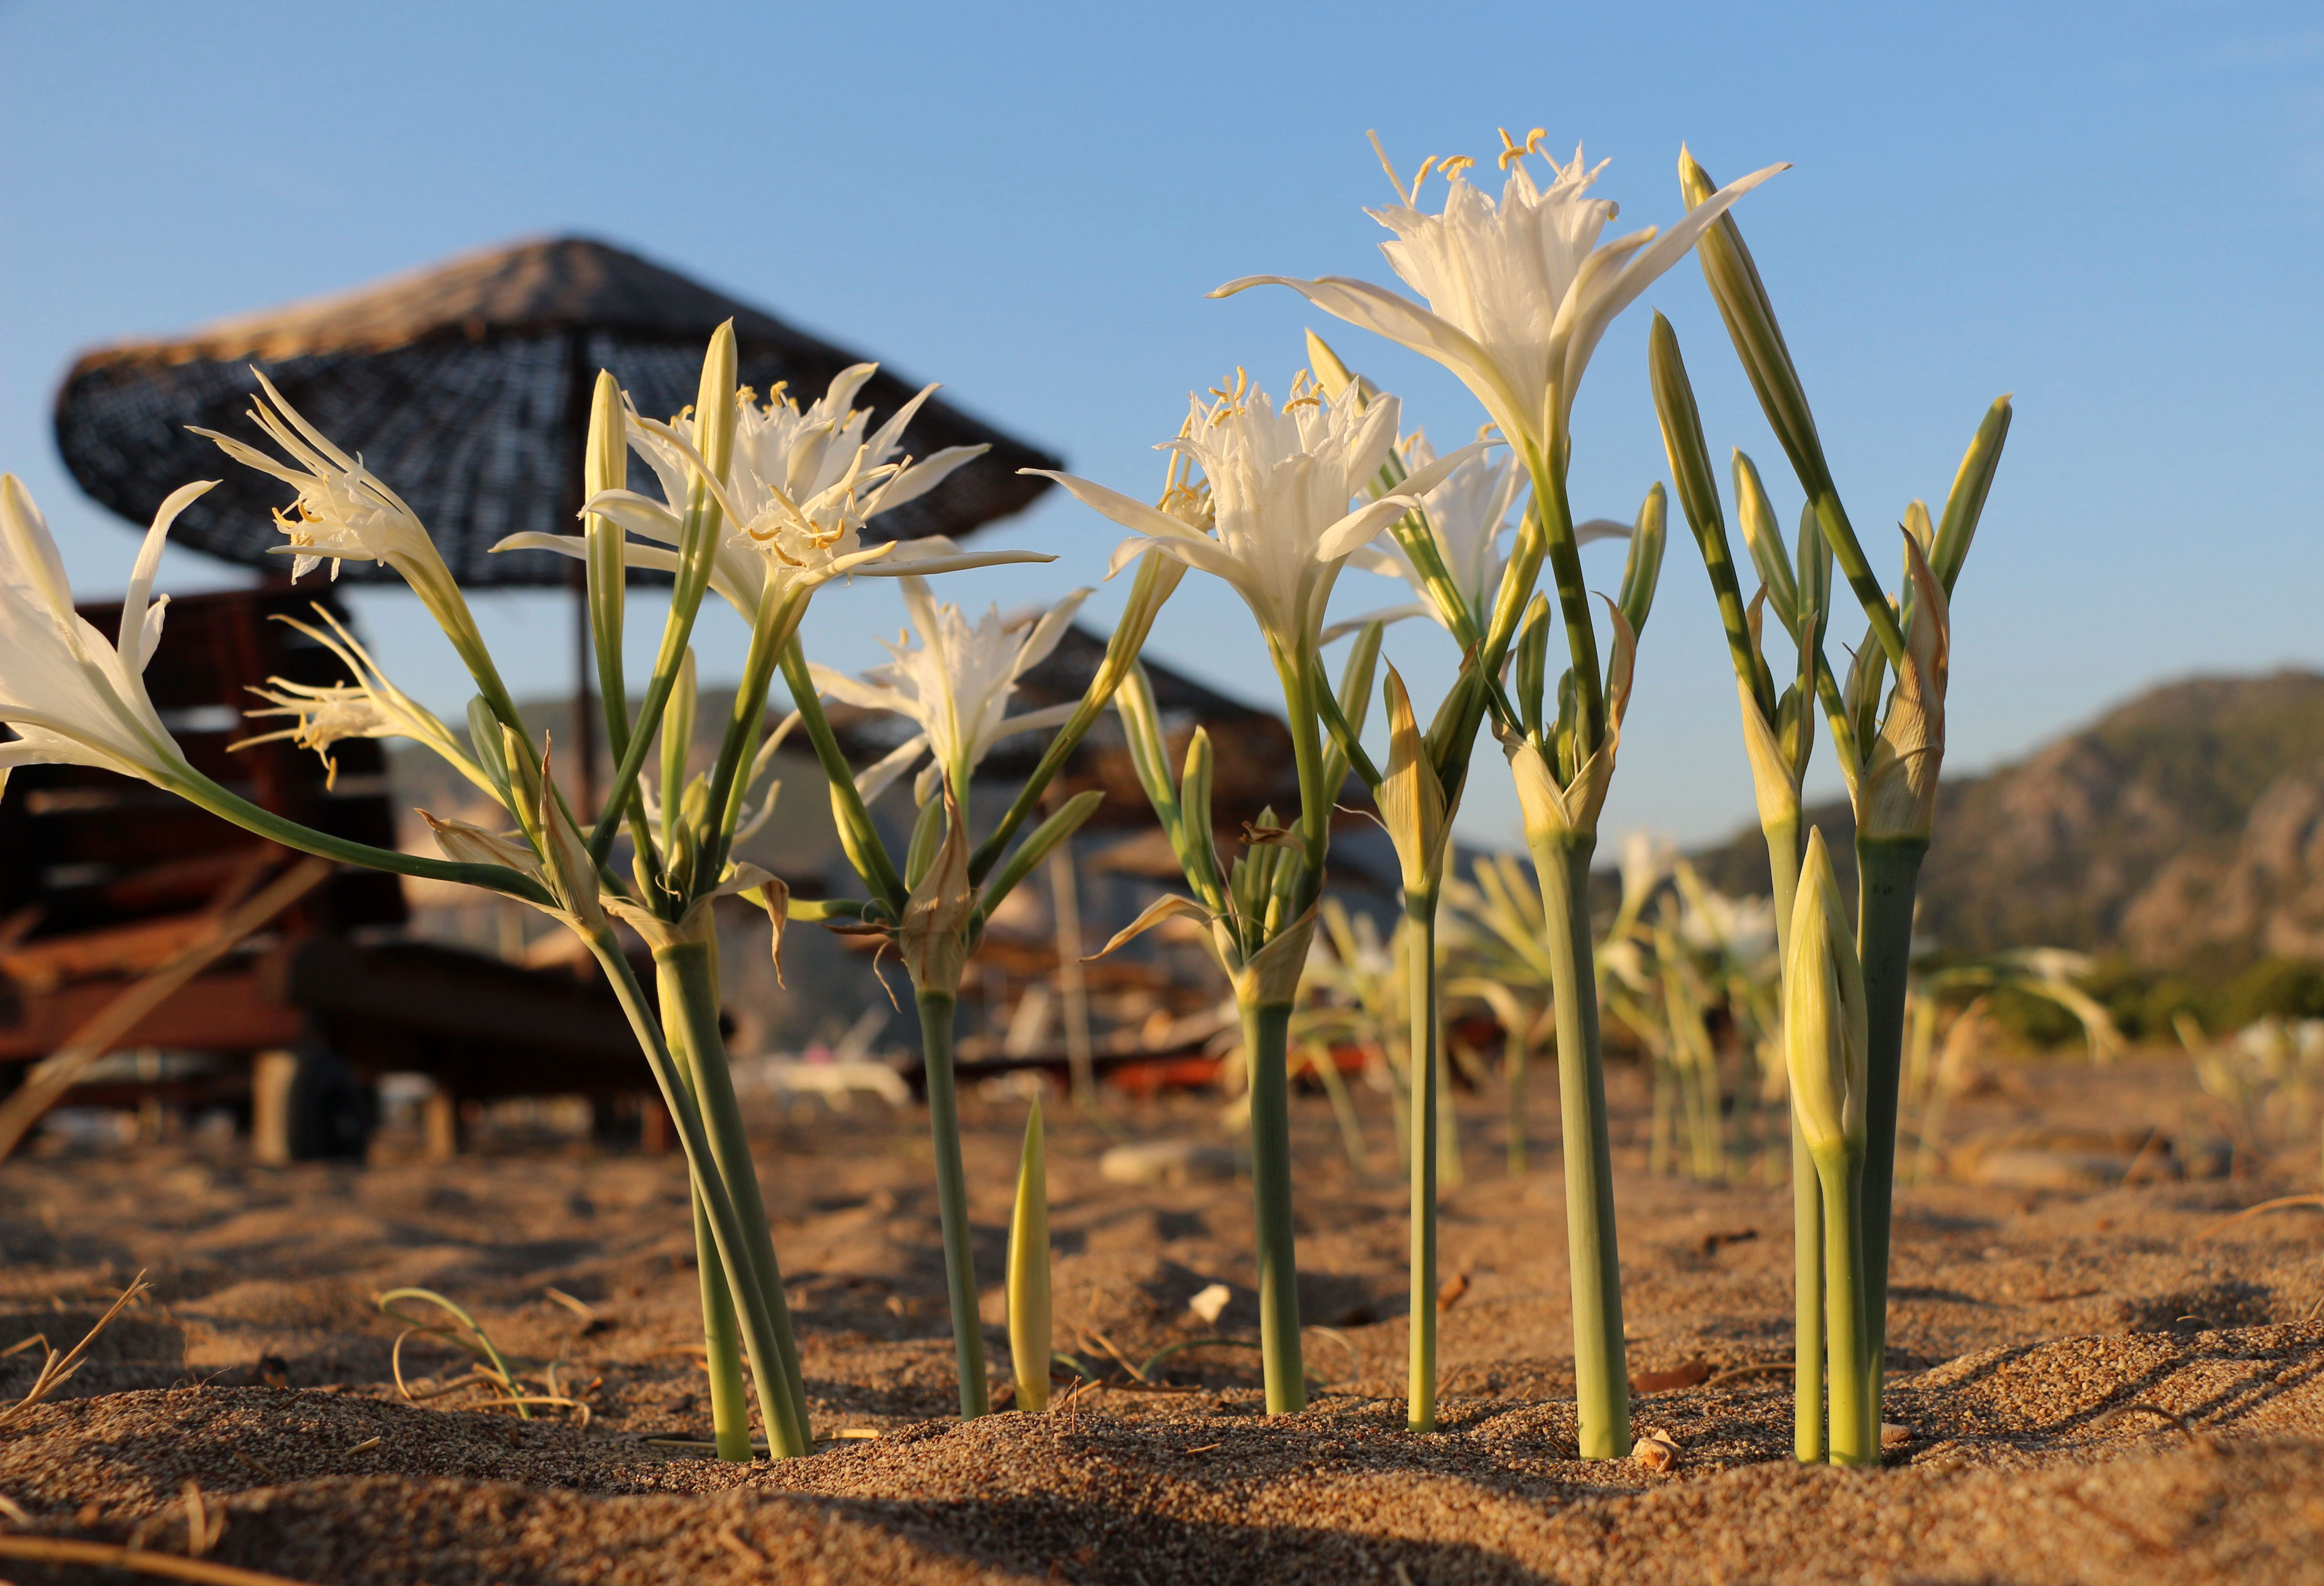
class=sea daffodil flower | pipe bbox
[1216,132,1785,470]
[194,372,444,584]
[0,474,214,796]
[1032,372,1483,659]
[810,578,1091,805]
[1349,431,1627,632]
[513,366,1038,619]
[236,605,489,795]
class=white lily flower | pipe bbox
[499,365,1043,618]
[1216,131,1785,467]
[1677,887,1777,964]
[1032,372,1484,657]
[810,578,1092,805]
[193,371,445,584]
[0,474,214,796]
[1349,431,1630,631]
[1618,830,1677,914]
[235,605,490,795]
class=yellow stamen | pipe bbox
[1496,126,1549,171]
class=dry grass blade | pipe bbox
[0,1273,150,1431]
[542,1287,600,1326]
[2194,1193,2324,1242]
[0,1534,323,1585]
[378,1288,531,1419]
[182,1480,222,1557]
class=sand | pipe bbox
[0,1055,2316,1584]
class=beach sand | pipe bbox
[0,1055,2316,1584]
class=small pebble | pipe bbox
[1631,1431,1679,1472]
[1882,1422,1914,1449]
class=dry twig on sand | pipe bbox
[0,1273,151,1432]
[0,1534,322,1586]
[2195,1194,2324,1242]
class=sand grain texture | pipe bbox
[0,1057,2315,1583]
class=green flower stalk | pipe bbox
[788,549,1180,1419]
[1052,366,1485,1417]
[1219,131,1773,1458]
[1783,831,1875,1466]
[1492,488,1665,1460]
[0,327,845,1463]
[1375,670,1452,1429]
[1648,310,1833,1460]
[1007,1093,1052,1412]
[1680,147,2013,1420]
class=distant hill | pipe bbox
[1691,671,2324,973]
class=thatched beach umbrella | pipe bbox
[52,235,1062,801]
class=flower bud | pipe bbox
[1007,1093,1052,1411]
[1377,668,1449,896]
[1782,828,1867,1155]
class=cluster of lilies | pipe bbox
[0,125,2007,1467]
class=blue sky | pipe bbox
[4,2,2321,848]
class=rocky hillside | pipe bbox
[1692,670,2324,971]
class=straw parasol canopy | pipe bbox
[52,236,1061,586]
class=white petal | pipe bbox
[854,734,929,804]
[1315,494,1423,563]
[1393,438,1495,501]
[1213,275,1536,449]
[581,490,686,546]
[1014,587,1093,676]
[870,444,987,516]
[121,480,215,670]
[848,549,1057,577]
[1026,470,1210,543]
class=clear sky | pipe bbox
[5,2,2320,850]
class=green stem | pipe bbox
[655,956,752,1461]
[588,470,726,863]
[914,988,989,1419]
[661,940,811,1455]
[780,639,908,913]
[580,929,806,1457]
[1855,835,1927,1417]
[1762,818,1824,1462]
[1269,644,1331,917]
[168,773,552,903]
[1529,832,1629,1458]
[702,584,799,880]
[687,1187,751,1455]
[1405,891,1439,1432]
[1516,447,1606,754]
[1239,999,1307,1414]
[1816,1145,1875,1466]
